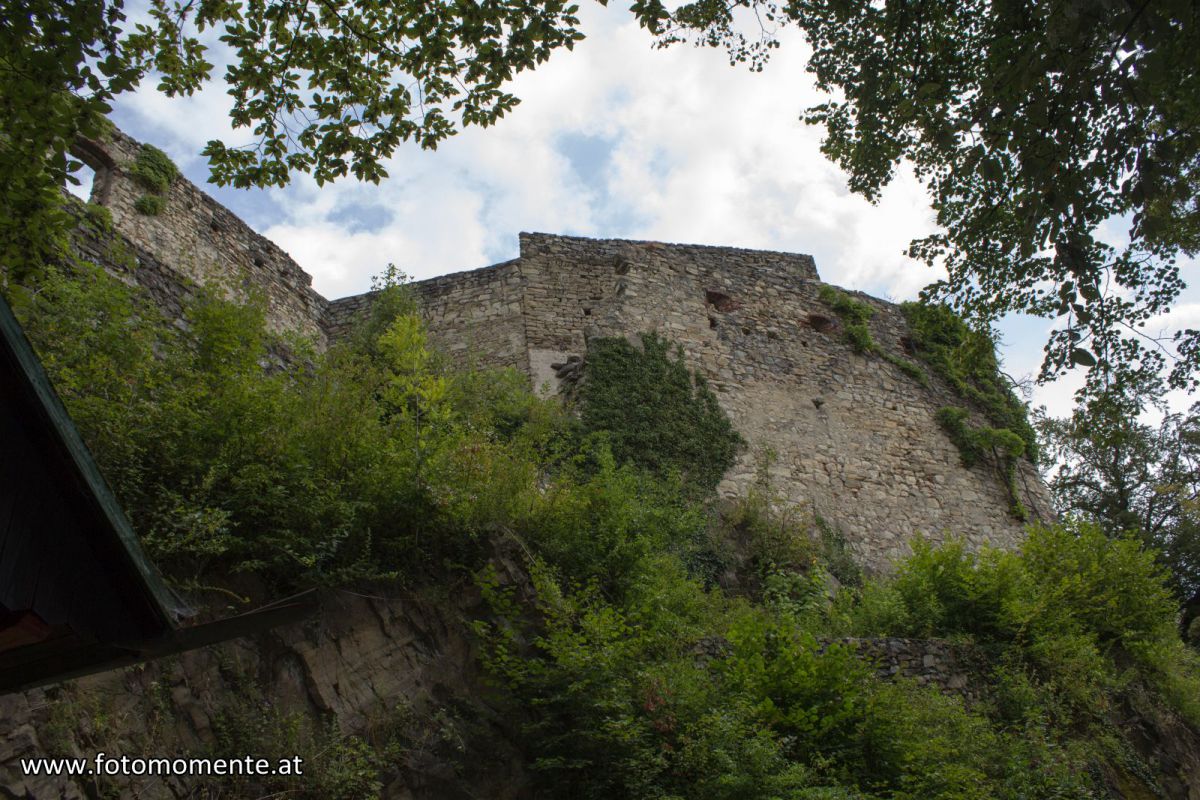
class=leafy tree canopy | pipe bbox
[1038,388,1200,605]
[655,0,1200,402]
[0,0,595,281]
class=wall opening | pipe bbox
[64,161,96,202]
[705,290,740,312]
[68,137,116,205]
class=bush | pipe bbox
[836,521,1200,727]
[134,193,166,215]
[129,143,179,193]
[16,260,1200,799]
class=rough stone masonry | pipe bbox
[72,128,1054,573]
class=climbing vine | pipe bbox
[900,302,1039,464]
[936,407,1029,521]
[817,286,1036,519]
[578,333,744,494]
[901,301,1039,519]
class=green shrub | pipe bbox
[129,143,179,193]
[837,521,1200,727]
[210,694,387,799]
[15,264,489,587]
[134,193,165,215]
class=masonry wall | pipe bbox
[509,233,1055,571]
[328,261,529,373]
[85,129,1054,574]
[76,130,328,345]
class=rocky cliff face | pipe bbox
[0,577,527,799]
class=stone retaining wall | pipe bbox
[836,637,987,705]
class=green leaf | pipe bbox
[1070,348,1097,367]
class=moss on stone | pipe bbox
[130,144,178,216]
[83,202,113,233]
[901,301,1038,465]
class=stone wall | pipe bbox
[75,130,328,345]
[69,202,204,326]
[318,232,1053,572]
[328,260,529,374]
[835,637,987,705]
[84,128,1055,574]
[0,583,526,800]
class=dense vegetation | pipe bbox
[7,264,1200,798]
[1038,387,1200,637]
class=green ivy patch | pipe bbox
[130,144,178,193]
[901,301,1038,465]
[936,406,1029,520]
[130,144,178,215]
[578,333,744,494]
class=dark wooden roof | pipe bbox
[0,293,315,694]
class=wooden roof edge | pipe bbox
[0,590,320,695]
[0,293,183,630]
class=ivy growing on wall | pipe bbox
[578,333,744,494]
[900,301,1039,463]
[936,407,1029,521]
[901,301,1039,519]
[817,285,1037,519]
[818,285,927,384]
[129,144,178,216]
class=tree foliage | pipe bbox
[0,0,591,281]
[657,0,1200,403]
[1038,392,1200,605]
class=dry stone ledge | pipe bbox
[832,637,987,705]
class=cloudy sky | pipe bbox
[81,3,1197,419]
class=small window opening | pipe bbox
[66,161,96,202]
[807,313,836,333]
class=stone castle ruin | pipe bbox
[71,128,1054,572]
